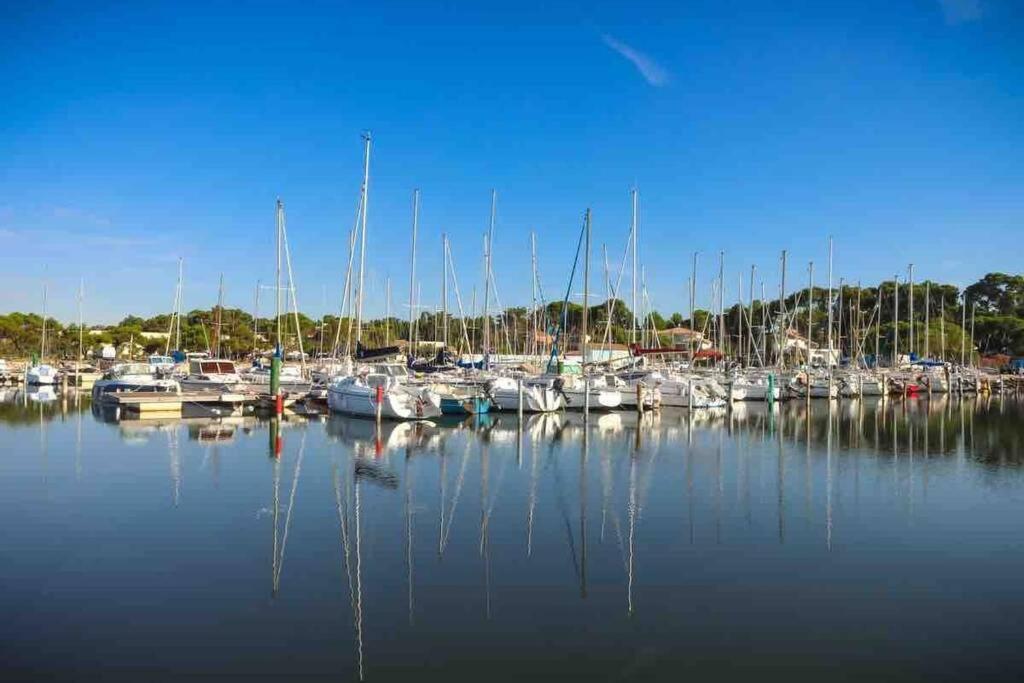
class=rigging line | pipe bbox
[444,240,474,354]
[547,214,588,372]
[273,431,306,589]
[334,463,357,616]
[440,441,472,554]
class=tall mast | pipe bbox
[718,251,725,358]
[737,271,744,366]
[77,278,84,369]
[355,131,372,344]
[826,236,833,367]
[924,280,930,359]
[531,232,538,357]
[875,283,881,366]
[969,302,976,369]
[630,189,638,345]
[442,233,449,350]
[940,293,946,361]
[582,209,591,368]
[482,190,496,355]
[908,263,915,358]
[176,257,183,351]
[807,262,813,366]
[748,264,756,366]
[779,250,788,368]
[276,199,283,355]
[893,274,899,367]
[408,188,419,357]
[214,273,224,357]
[385,276,391,345]
[40,282,47,360]
[960,290,966,366]
[253,280,260,358]
[689,252,697,361]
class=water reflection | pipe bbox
[3,393,1024,681]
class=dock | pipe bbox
[103,391,255,419]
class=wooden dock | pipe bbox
[103,391,254,418]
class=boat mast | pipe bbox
[718,251,725,360]
[689,252,697,362]
[582,209,591,369]
[908,264,915,359]
[531,232,538,357]
[875,283,881,367]
[924,280,930,359]
[385,277,391,346]
[748,264,756,366]
[214,273,224,358]
[779,250,787,368]
[826,236,833,369]
[276,199,283,356]
[969,302,976,369]
[630,188,638,346]
[355,132,371,345]
[408,188,419,358]
[807,262,813,366]
[40,283,47,361]
[940,293,946,361]
[893,274,899,368]
[483,190,496,356]
[442,233,449,351]
[77,278,84,370]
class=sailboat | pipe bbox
[26,284,58,386]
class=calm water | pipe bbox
[2,389,1024,681]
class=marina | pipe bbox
[4,2,1023,680]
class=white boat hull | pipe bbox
[327,384,441,420]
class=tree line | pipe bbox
[2,272,1021,361]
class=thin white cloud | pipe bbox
[938,0,982,24]
[602,33,671,87]
[52,206,112,228]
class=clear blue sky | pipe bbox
[2,1,1021,324]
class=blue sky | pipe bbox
[1,0,1021,323]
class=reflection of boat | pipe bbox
[26,385,57,402]
[191,424,236,443]
[326,414,439,454]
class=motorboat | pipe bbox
[92,362,181,399]
[179,359,243,392]
[239,363,312,394]
[25,364,58,386]
[485,375,565,413]
[148,355,177,375]
[327,370,441,420]
[611,370,662,409]
[552,373,621,411]
[628,370,725,408]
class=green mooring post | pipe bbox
[270,354,281,396]
[767,373,775,407]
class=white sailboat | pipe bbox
[26,284,58,386]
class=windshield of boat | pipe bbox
[199,361,237,374]
[118,363,153,376]
[149,356,173,365]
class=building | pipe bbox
[659,327,711,350]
